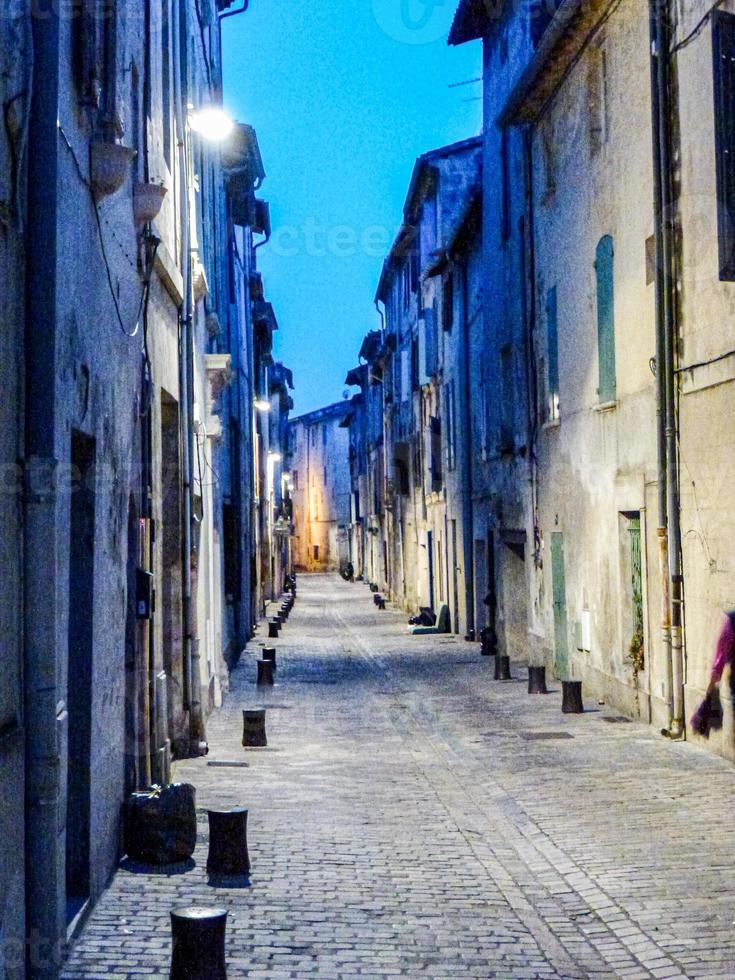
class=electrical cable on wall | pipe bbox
[58,124,152,339]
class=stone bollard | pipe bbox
[528,666,548,695]
[242,709,267,747]
[268,620,280,639]
[257,660,275,687]
[262,647,277,670]
[494,655,511,681]
[206,808,251,877]
[562,680,584,714]
[170,906,228,980]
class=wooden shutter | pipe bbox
[713,10,735,280]
[595,235,616,403]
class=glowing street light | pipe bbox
[188,106,234,142]
[268,451,283,462]
[254,399,271,413]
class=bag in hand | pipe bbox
[690,688,724,738]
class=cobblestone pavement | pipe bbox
[64,574,735,979]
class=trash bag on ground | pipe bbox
[123,783,197,865]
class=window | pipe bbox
[499,346,514,453]
[713,10,735,280]
[429,415,442,492]
[323,466,328,486]
[322,425,327,447]
[595,235,616,403]
[501,127,511,241]
[445,380,457,470]
[442,273,454,331]
[588,45,609,156]
[546,286,560,421]
[410,246,420,293]
[402,262,410,311]
[161,0,172,170]
[292,470,299,491]
[540,120,556,200]
[313,545,320,561]
[311,428,317,447]
[529,0,563,47]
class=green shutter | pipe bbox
[595,235,616,403]
[550,532,569,680]
[546,286,559,419]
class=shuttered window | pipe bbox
[546,286,560,421]
[595,235,616,403]
[713,11,735,280]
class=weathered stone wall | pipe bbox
[0,5,29,972]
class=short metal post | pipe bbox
[268,620,280,639]
[257,659,274,687]
[242,709,267,747]
[262,647,277,670]
[562,680,584,714]
[528,666,548,694]
[494,655,511,681]
[170,906,227,980]
[207,808,250,876]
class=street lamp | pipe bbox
[254,399,271,413]
[188,106,234,142]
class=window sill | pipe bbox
[595,399,618,414]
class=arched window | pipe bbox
[595,235,616,403]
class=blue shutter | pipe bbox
[546,286,559,419]
[595,235,616,403]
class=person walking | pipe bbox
[691,610,735,736]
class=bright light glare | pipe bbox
[188,107,234,142]
[254,399,271,413]
[268,452,283,462]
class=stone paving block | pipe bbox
[61,574,735,979]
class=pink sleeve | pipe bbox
[711,617,735,683]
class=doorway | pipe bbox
[550,532,570,679]
[66,431,96,923]
[427,530,435,610]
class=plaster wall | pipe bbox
[531,1,663,715]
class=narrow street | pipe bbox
[64,574,735,980]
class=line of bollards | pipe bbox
[483,642,584,714]
[168,584,299,978]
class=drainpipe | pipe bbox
[175,0,205,754]
[24,6,63,974]
[649,0,684,738]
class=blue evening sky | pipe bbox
[221,1,482,415]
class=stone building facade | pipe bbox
[446,0,735,753]
[345,139,482,630]
[336,0,735,762]
[0,2,289,975]
[289,403,351,573]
